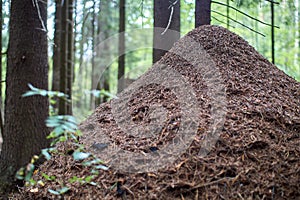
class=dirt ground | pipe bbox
[17,25,300,199]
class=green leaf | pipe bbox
[27,83,36,90]
[69,176,80,183]
[95,165,109,171]
[52,127,64,135]
[91,158,104,164]
[48,189,60,195]
[48,187,70,195]
[28,179,37,185]
[100,90,118,99]
[73,151,90,160]
[22,91,38,97]
[59,187,70,194]
[42,173,56,181]
[82,161,92,166]
[25,164,35,182]
[41,149,51,160]
[84,175,94,183]
[15,168,25,180]
[90,169,99,175]
[39,90,48,96]
[89,181,97,186]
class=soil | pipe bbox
[16,25,300,199]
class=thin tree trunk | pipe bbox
[66,0,73,115]
[73,0,77,83]
[270,1,275,64]
[59,0,69,115]
[195,0,211,27]
[76,3,87,108]
[153,0,180,63]
[95,0,102,106]
[95,0,111,105]
[0,0,49,193]
[90,0,96,109]
[0,0,3,137]
[294,0,299,68]
[52,0,62,112]
[226,0,229,29]
[117,0,125,93]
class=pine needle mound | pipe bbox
[22,25,299,199]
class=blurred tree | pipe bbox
[118,0,126,93]
[95,0,111,106]
[67,0,74,114]
[195,0,211,27]
[0,0,49,194]
[153,0,180,63]
[59,0,69,114]
[52,0,62,112]
[0,0,3,135]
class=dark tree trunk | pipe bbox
[67,0,74,114]
[0,0,49,194]
[95,0,111,105]
[117,0,126,93]
[52,0,62,112]
[0,0,3,137]
[153,0,180,63]
[195,0,211,27]
[226,0,230,29]
[270,1,275,64]
[90,0,96,109]
[59,0,69,115]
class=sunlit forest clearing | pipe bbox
[0,0,299,199]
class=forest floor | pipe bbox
[14,25,300,199]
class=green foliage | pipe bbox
[23,84,68,99]
[16,86,109,196]
[89,89,118,99]
[48,187,70,195]
[69,175,97,186]
[46,115,80,145]
[23,84,70,115]
[72,151,91,160]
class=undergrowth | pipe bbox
[15,84,110,196]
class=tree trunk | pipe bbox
[270,1,275,64]
[0,0,3,139]
[0,0,49,194]
[90,0,96,109]
[76,2,87,109]
[52,0,62,112]
[226,0,229,29]
[294,0,299,68]
[195,0,211,27]
[117,0,126,93]
[67,0,73,115]
[153,0,180,63]
[95,0,111,105]
[59,0,69,115]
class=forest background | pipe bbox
[0,0,299,121]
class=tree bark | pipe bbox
[95,0,112,105]
[90,0,97,109]
[117,0,126,93]
[195,0,211,27]
[52,0,62,112]
[67,0,74,114]
[153,0,180,63]
[59,0,69,115]
[0,0,49,194]
[270,1,275,64]
[0,0,3,139]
